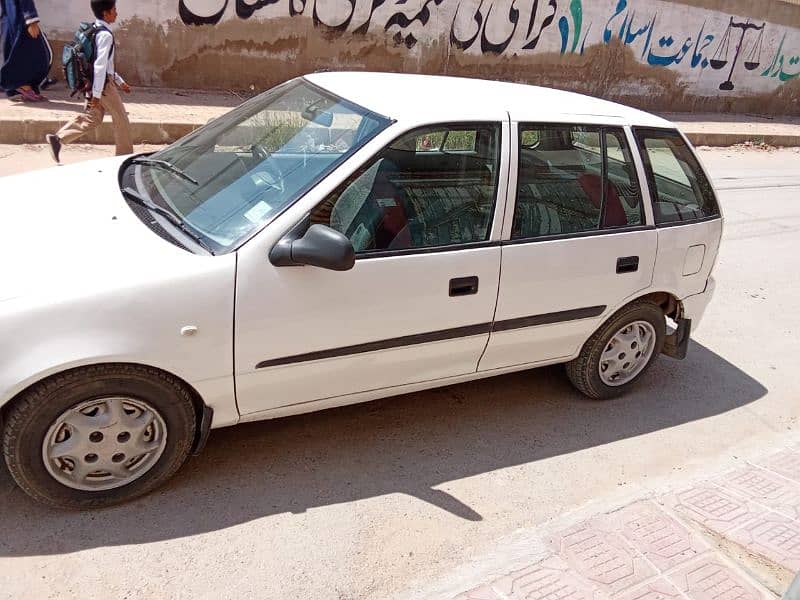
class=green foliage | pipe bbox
[415,129,477,152]
[521,130,541,147]
[258,120,304,152]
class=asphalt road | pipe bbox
[0,144,799,599]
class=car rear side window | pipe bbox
[634,128,719,225]
[512,124,643,240]
[310,123,501,253]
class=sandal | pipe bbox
[15,88,40,102]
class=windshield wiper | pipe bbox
[122,187,214,255]
[131,157,199,185]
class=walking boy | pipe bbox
[45,0,131,163]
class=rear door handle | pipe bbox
[616,256,639,274]
[449,276,479,297]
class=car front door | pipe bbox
[479,122,658,371]
[234,121,509,417]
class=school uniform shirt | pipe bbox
[91,18,125,99]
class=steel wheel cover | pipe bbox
[598,320,657,387]
[42,397,168,492]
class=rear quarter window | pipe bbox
[634,128,719,225]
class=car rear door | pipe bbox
[479,122,658,371]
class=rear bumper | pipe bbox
[681,275,716,328]
[663,276,716,360]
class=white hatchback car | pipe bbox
[0,73,721,508]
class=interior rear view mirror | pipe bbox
[301,107,334,127]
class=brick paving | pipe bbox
[547,523,656,596]
[665,485,763,535]
[712,467,800,521]
[451,445,800,600]
[754,451,800,486]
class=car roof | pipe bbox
[305,71,673,129]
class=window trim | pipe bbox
[604,127,646,227]
[632,126,721,227]
[599,128,608,229]
[356,240,502,260]
[502,224,654,246]
[509,122,646,244]
[307,120,505,259]
[645,214,721,229]
[623,125,656,227]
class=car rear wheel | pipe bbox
[2,364,196,509]
[566,301,665,400]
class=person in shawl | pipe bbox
[1,0,51,101]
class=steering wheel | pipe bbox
[251,142,270,163]
[251,160,285,195]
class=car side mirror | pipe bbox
[269,216,355,271]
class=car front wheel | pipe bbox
[2,364,196,509]
[566,301,666,400]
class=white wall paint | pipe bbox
[37,0,800,97]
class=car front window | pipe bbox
[123,79,390,253]
[309,123,501,253]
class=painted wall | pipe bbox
[37,0,800,113]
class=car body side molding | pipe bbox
[255,305,607,369]
[491,305,607,332]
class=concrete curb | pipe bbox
[683,132,800,147]
[2,117,800,147]
[0,118,199,145]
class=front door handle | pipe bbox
[449,276,479,297]
[616,256,639,274]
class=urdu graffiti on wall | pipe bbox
[762,33,800,82]
[560,0,788,91]
[178,0,800,92]
[178,0,559,52]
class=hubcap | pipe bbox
[598,320,657,387]
[42,397,167,492]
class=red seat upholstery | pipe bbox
[578,173,628,228]
[370,162,412,250]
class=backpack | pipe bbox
[61,22,109,97]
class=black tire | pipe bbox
[565,301,666,400]
[2,364,196,509]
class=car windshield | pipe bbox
[122,79,390,253]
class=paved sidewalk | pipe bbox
[426,441,800,600]
[661,113,800,148]
[0,85,239,145]
[1,84,800,147]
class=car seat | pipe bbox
[368,158,412,250]
[578,173,628,228]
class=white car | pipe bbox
[0,73,721,508]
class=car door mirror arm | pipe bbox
[269,214,311,267]
[269,214,356,271]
